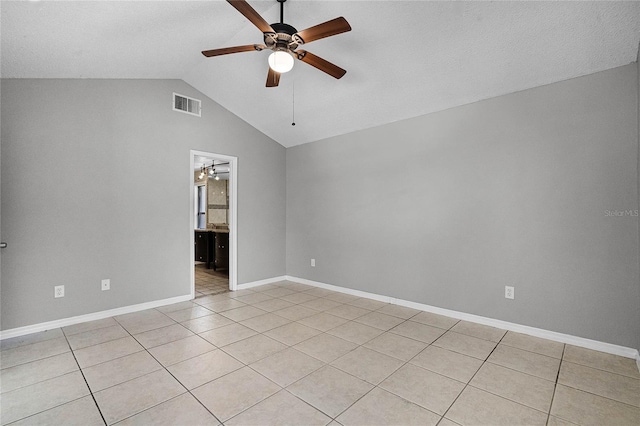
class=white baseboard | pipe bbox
[0,294,193,341]
[0,275,284,340]
[237,275,287,290]
[4,274,639,374]
[286,276,392,303]
[285,275,640,362]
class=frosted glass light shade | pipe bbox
[268,51,294,73]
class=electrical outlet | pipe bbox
[505,286,514,300]
[311,259,316,267]
[54,285,64,298]
[101,279,110,291]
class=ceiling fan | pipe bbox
[202,0,351,87]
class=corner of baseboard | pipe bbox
[636,351,640,373]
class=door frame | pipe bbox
[189,150,238,296]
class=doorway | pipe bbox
[190,150,238,299]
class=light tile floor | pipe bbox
[194,263,229,298]
[1,280,639,425]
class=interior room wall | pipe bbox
[1,79,286,330]
[286,64,640,350]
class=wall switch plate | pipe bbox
[311,259,316,267]
[505,286,514,299]
[54,285,65,298]
[101,279,110,291]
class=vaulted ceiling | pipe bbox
[2,1,640,148]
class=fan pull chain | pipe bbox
[291,82,296,126]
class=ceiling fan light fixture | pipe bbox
[202,0,351,87]
[268,50,294,73]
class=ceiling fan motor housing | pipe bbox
[265,22,300,51]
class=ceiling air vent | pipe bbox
[173,93,201,117]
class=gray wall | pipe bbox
[287,64,640,349]
[1,79,286,330]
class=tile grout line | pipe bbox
[545,343,566,426]
[377,318,465,423]
[450,330,578,421]
[217,300,395,423]
[188,286,350,424]
[372,316,450,424]
[368,316,463,418]
[61,328,108,426]
[197,292,313,422]
[287,309,453,422]
[158,284,345,424]
[111,311,225,425]
[0,348,71,376]
[438,327,508,423]
[326,313,450,423]
[558,357,640,380]
[549,383,640,410]
[551,346,640,412]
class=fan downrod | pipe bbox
[277,0,287,24]
[265,0,299,52]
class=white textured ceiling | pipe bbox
[2,1,640,148]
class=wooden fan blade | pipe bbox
[293,17,351,44]
[227,0,274,34]
[202,44,264,57]
[295,50,346,79]
[266,67,281,87]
